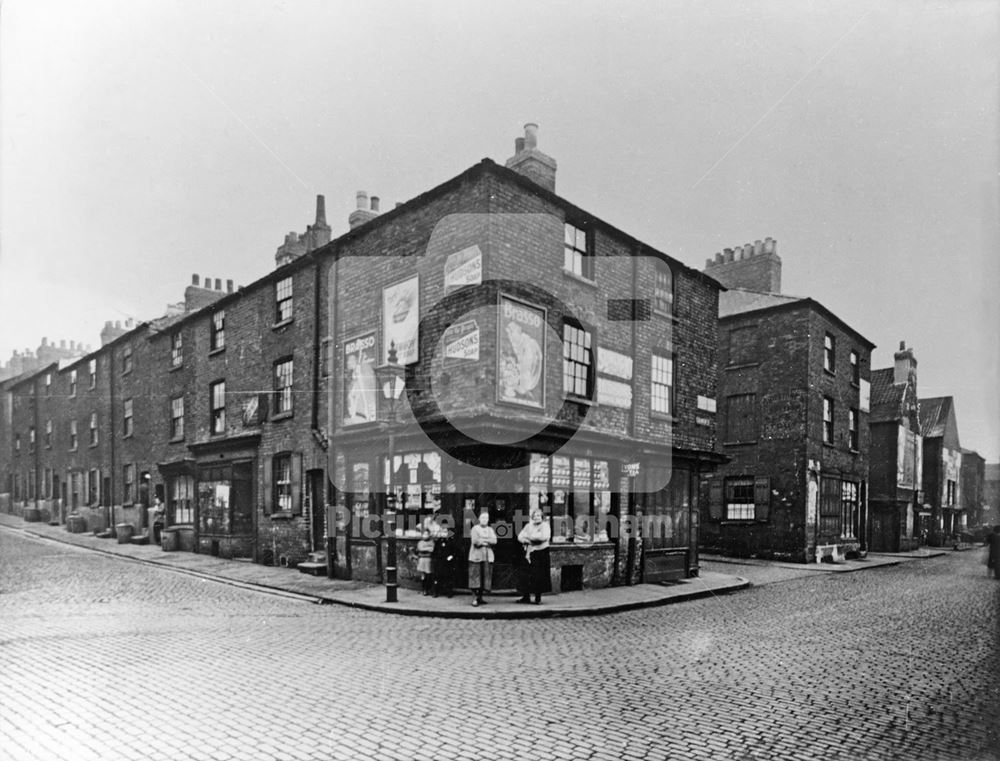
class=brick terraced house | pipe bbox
[918,396,966,545]
[699,244,874,562]
[0,124,726,592]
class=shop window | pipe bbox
[841,480,859,539]
[819,475,841,536]
[382,451,441,529]
[529,453,611,543]
[170,474,194,524]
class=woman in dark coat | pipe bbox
[987,526,1000,580]
[431,527,457,598]
[516,508,552,604]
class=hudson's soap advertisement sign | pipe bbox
[498,296,544,408]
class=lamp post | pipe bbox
[375,342,406,603]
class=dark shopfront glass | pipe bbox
[198,462,253,536]
[530,452,613,542]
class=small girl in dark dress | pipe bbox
[416,530,435,595]
[432,528,457,598]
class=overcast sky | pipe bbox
[1,0,998,459]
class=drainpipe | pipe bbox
[108,346,117,536]
[325,250,339,579]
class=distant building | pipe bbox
[959,449,985,528]
[918,396,964,544]
[984,463,1000,525]
[868,343,923,552]
[700,246,874,563]
[0,338,88,382]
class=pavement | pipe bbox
[0,512,957,617]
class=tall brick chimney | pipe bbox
[703,237,781,293]
[893,341,918,386]
[505,123,557,192]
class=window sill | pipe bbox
[272,318,294,331]
[652,308,676,321]
[823,369,835,377]
[169,436,185,444]
[850,381,860,389]
[121,370,132,377]
[722,440,757,446]
[651,412,677,423]
[726,362,760,371]
[270,411,294,422]
[89,443,99,449]
[209,347,225,356]
[561,269,598,288]
[170,364,184,372]
[269,511,299,521]
[563,395,594,407]
[123,433,133,440]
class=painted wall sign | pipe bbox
[597,377,633,409]
[382,276,419,365]
[497,296,544,408]
[443,245,483,291]
[597,347,633,380]
[443,319,480,361]
[344,332,377,426]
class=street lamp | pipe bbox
[374,342,406,603]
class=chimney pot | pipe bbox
[192,274,200,286]
[41,337,48,346]
[723,248,734,263]
[227,279,234,293]
[60,340,66,349]
[315,195,327,226]
[899,340,906,351]
[356,191,368,210]
[70,341,76,350]
[753,240,763,255]
[115,321,121,329]
[214,278,222,291]
[743,243,753,258]
[515,136,525,153]
[203,275,210,288]
[524,123,539,149]
[370,196,380,213]
[714,252,724,264]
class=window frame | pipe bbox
[210,380,226,435]
[171,331,183,367]
[275,276,294,324]
[169,474,195,524]
[651,352,675,417]
[822,396,835,445]
[563,221,594,280]
[89,412,99,447]
[69,369,77,397]
[123,398,134,438]
[121,344,133,375]
[170,396,185,441]
[823,333,836,374]
[562,319,595,401]
[653,260,674,315]
[841,480,859,539]
[88,358,97,389]
[69,420,78,451]
[849,349,860,386]
[210,310,226,352]
[44,419,52,448]
[123,463,135,505]
[529,453,612,543]
[272,453,294,514]
[273,357,294,416]
[848,407,859,451]
[724,476,756,521]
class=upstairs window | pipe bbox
[849,408,859,450]
[651,353,674,416]
[273,358,293,415]
[122,345,133,375]
[210,311,226,351]
[89,359,97,388]
[275,277,293,323]
[653,261,673,313]
[44,420,52,448]
[45,373,52,396]
[849,350,860,385]
[171,332,183,367]
[562,322,594,399]
[563,222,593,280]
[123,399,134,437]
[69,370,77,397]
[210,381,226,434]
[823,333,835,373]
[823,397,834,444]
[89,412,99,446]
[171,397,185,440]
[14,433,20,454]
[28,427,35,451]
[69,420,78,450]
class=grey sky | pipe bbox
[1,0,998,459]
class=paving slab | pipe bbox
[0,512,748,618]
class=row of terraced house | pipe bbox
[0,125,991,595]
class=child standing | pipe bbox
[416,529,435,595]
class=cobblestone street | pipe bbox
[1,528,997,761]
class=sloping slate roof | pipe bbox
[870,368,904,423]
[718,288,805,318]
[919,396,951,438]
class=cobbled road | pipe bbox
[1,528,997,761]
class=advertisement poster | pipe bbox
[443,319,480,361]
[382,276,419,365]
[443,245,482,291]
[344,332,377,425]
[497,296,544,408]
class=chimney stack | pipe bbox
[893,341,918,386]
[505,122,557,193]
[703,236,782,294]
[192,274,200,287]
[349,190,380,229]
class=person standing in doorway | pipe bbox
[468,511,497,607]
[517,508,552,604]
